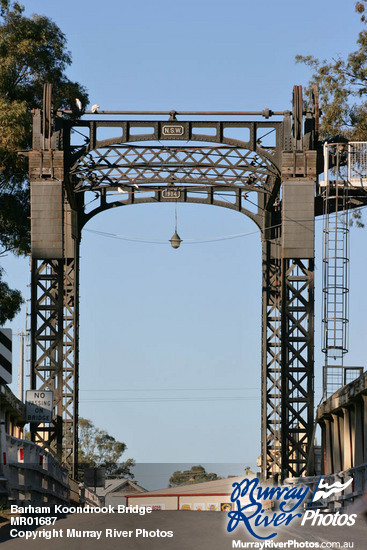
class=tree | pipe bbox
[0,266,22,323]
[296,2,367,227]
[0,1,88,321]
[78,418,135,478]
[296,2,367,141]
[168,465,220,488]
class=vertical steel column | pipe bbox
[30,259,64,460]
[281,258,314,477]
[30,87,79,476]
[261,237,282,478]
[262,229,314,479]
[279,173,315,479]
[62,242,79,477]
[264,84,317,479]
[30,225,79,476]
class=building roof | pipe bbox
[95,478,146,497]
[125,475,251,497]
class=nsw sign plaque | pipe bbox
[26,390,53,423]
[160,122,188,140]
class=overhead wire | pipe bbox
[83,226,261,244]
[80,389,323,393]
[77,183,352,246]
[80,396,260,403]
[77,154,367,244]
[80,387,261,392]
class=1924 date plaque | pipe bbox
[162,188,181,199]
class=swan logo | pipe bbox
[311,477,353,503]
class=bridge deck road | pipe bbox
[0,511,365,549]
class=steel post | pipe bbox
[281,258,314,478]
[30,259,64,461]
[261,237,282,478]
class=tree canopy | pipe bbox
[296,1,367,141]
[78,417,135,478]
[0,1,88,322]
[168,465,220,487]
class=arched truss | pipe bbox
[64,120,283,229]
[30,86,324,480]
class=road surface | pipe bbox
[0,511,365,549]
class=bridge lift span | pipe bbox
[28,84,367,480]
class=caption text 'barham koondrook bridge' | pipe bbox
[28,84,367,480]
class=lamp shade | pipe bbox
[170,230,182,249]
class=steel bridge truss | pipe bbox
[29,84,322,479]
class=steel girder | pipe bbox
[62,253,79,477]
[31,259,64,462]
[261,238,282,477]
[30,254,79,477]
[281,258,314,478]
[29,85,321,480]
[70,144,278,191]
[261,252,314,479]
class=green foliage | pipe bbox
[168,465,220,488]
[296,1,367,141]
[0,266,23,323]
[296,1,367,227]
[0,1,88,321]
[78,418,135,478]
[0,1,88,190]
[0,189,29,255]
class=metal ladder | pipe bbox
[322,143,350,398]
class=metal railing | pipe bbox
[79,485,103,507]
[286,463,367,510]
[322,365,364,400]
[0,430,104,507]
[1,434,69,504]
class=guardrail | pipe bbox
[79,485,103,507]
[0,432,106,506]
[69,477,80,504]
[286,462,367,510]
[68,477,102,506]
[1,433,69,504]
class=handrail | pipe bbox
[1,434,69,504]
[285,463,367,510]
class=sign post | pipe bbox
[25,390,53,423]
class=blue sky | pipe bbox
[2,1,367,478]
